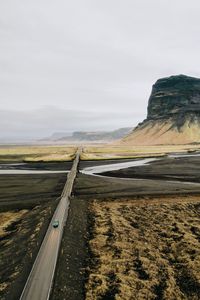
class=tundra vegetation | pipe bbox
[2,144,200,300]
[0,144,200,162]
[0,145,77,163]
[86,197,200,300]
[81,145,200,160]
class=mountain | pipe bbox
[44,132,72,140]
[43,128,132,143]
[121,74,200,145]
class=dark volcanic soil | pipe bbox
[52,155,200,300]
[0,203,57,300]
[74,171,200,199]
[0,161,73,171]
[51,198,90,300]
[0,172,67,299]
[0,173,67,210]
[3,156,200,299]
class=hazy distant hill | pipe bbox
[121,75,200,145]
[44,128,132,143]
[46,132,72,140]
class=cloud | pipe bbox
[0,0,200,137]
[0,106,139,138]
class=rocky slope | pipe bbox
[122,75,200,145]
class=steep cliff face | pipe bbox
[147,75,200,123]
[122,75,200,145]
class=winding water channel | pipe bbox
[80,154,200,186]
[1,153,200,179]
[80,158,157,175]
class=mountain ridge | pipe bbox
[121,74,200,145]
[42,127,133,143]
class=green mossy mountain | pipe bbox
[122,75,200,145]
[147,75,200,125]
[147,75,200,119]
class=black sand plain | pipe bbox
[0,161,71,300]
[52,156,200,300]
[2,156,200,299]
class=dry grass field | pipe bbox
[81,145,200,160]
[1,144,200,162]
[86,197,200,300]
[0,210,28,238]
[0,204,56,299]
[0,145,77,162]
[0,210,28,292]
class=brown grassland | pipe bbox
[0,210,28,237]
[81,145,200,160]
[0,205,55,299]
[0,145,77,162]
[1,144,200,162]
[86,196,200,300]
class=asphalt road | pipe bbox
[20,150,80,300]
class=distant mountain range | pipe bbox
[121,75,200,145]
[42,127,132,143]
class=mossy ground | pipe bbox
[86,197,200,300]
[0,145,77,163]
[81,145,200,160]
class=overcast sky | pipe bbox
[1,0,200,138]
